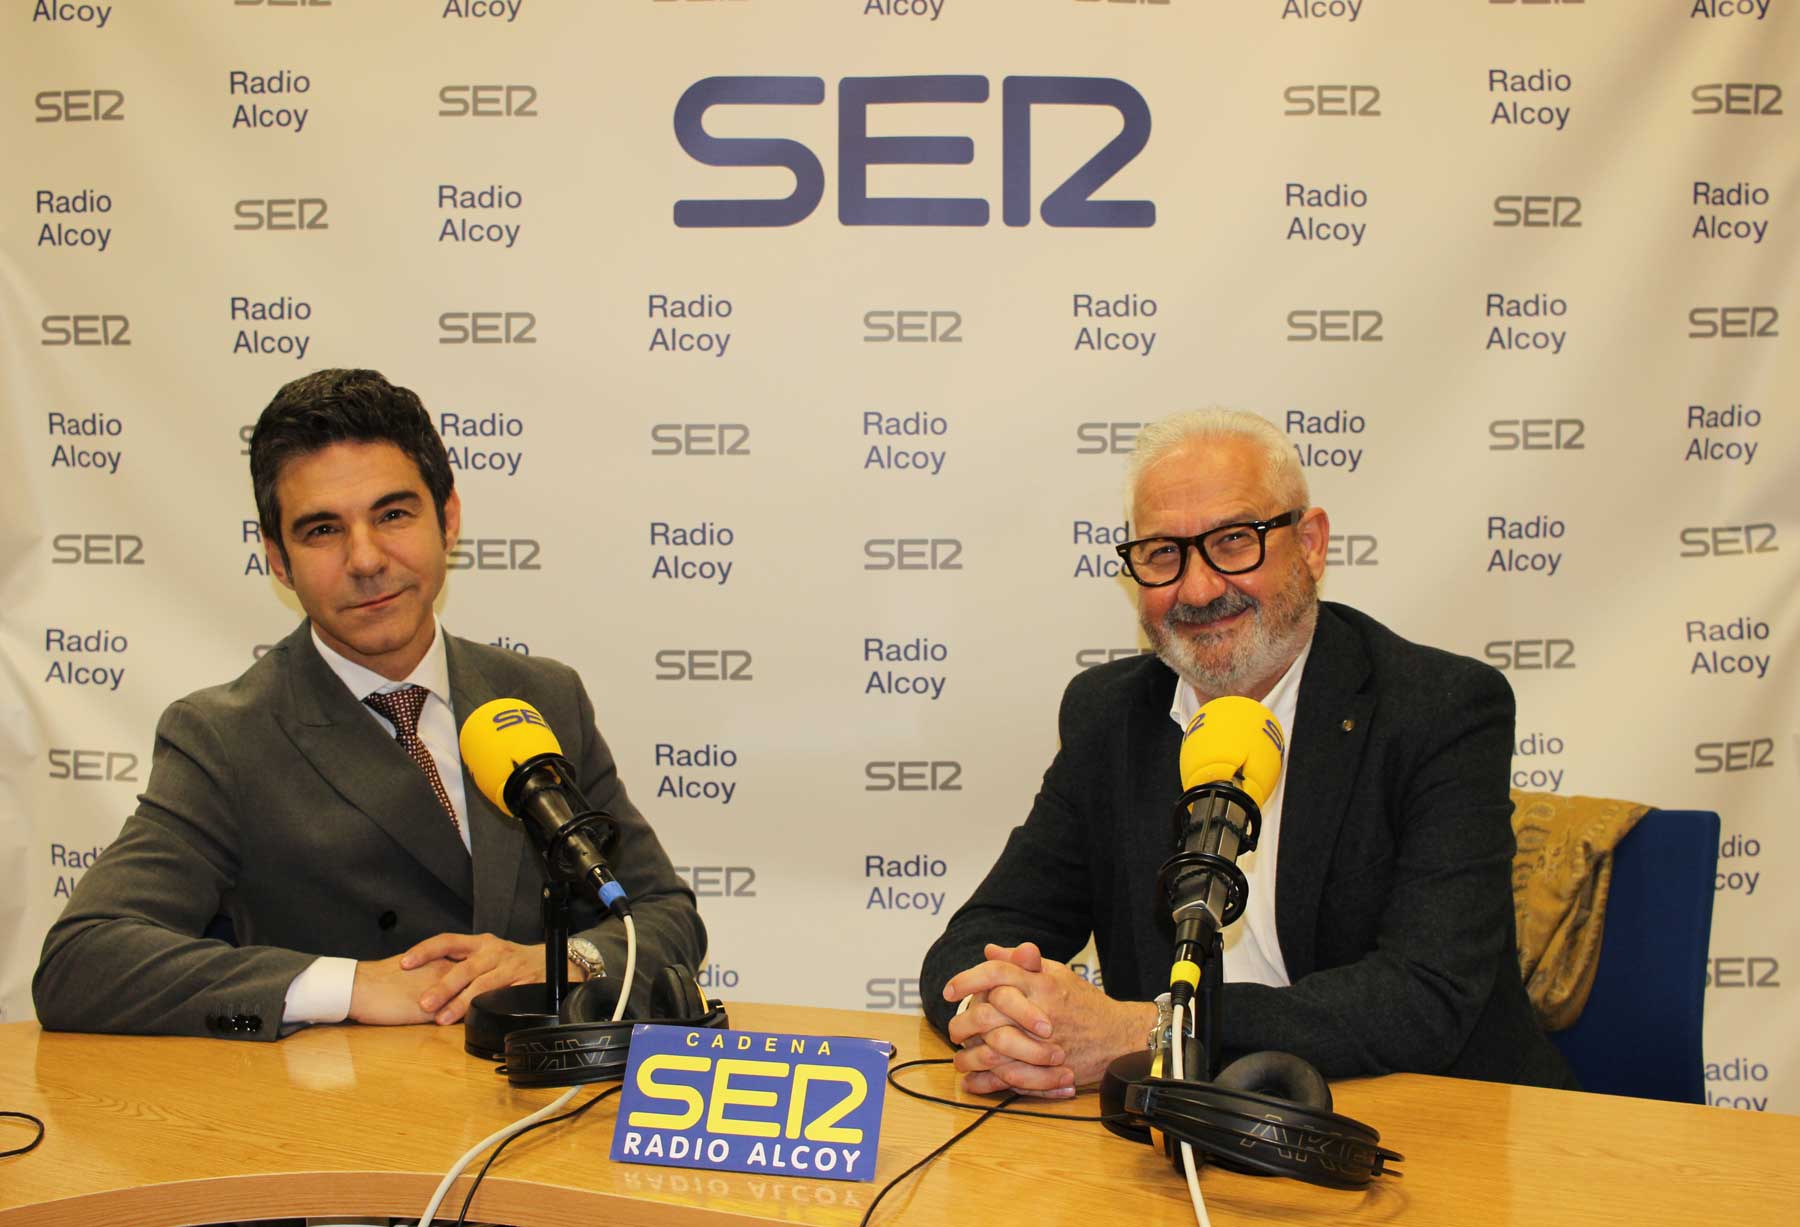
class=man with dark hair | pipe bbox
[920,408,1571,1095]
[35,369,704,1038]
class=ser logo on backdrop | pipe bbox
[864,310,961,343]
[1482,639,1576,670]
[41,314,129,346]
[1694,738,1774,774]
[47,749,138,782]
[672,75,1152,228]
[1680,523,1776,556]
[865,978,922,1011]
[1283,84,1380,116]
[448,539,540,570]
[865,761,962,791]
[1691,83,1783,115]
[1075,421,1143,454]
[1286,310,1383,342]
[1687,307,1779,338]
[1493,196,1581,227]
[51,534,143,566]
[652,424,750,456]
[864,539,962,570]
[439,311,536,343]
[655,650,754,681]
[1326,534,1378,566]
[674,866,758,897]
[1707,957,1779,988]
[438,85,537,117]
[1488,419,1585,450]
[235,198,329,231]
[34,89,124,122]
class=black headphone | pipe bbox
[500,964,730,1089]
[1101,1046,1402,1189]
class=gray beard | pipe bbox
[1143,569,1318,700]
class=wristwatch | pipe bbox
[567,937,605,982]
[1147,991,1195,1050]
[1148,991,1173,1050]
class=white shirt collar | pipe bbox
[311,615,452,705]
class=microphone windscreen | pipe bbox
[1180,696,1286,807]
[459,698,564,815]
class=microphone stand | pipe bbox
[463,768,622,1060]
[1157,780,1260,1082]
[464,882,580,1061]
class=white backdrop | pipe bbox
[3,1,1794,1114]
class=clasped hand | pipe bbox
[942,942,1153,1097]
[351,933,564,1026]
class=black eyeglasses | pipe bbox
[1113,509,1304,587]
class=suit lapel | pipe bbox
[276,622,475,908]
[1124,662,1184,948]
[446,635,531,936]
[1275,605,1375,979]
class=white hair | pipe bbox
[1125,408,1309,513]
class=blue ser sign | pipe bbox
[611,1024,890,1182]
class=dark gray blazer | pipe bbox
[920,602,1573,1088]
[34,622,704,1039]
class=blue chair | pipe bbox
[1548,808,1720,1104]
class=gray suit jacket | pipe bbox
[34,622,704,1039]
[920,602,1573,1088]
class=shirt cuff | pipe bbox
[283,956,356,1025]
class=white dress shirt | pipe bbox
[282,618,467,1025]
[1168,641,1312,988]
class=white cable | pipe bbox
[615,914,637,1024]
[412,915,641,1226]
[412,1082,580,1226]
[1170,1001,1212,1227]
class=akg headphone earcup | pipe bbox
[1214,1050,1332,1112]
[651,963,708,1020]
[505,964,729,1089]
[560,974,623,1025]
[1101,1035,1205,1169]
[1101,1049,1156,1144]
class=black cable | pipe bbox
[855,1058,1133,1226]
[452,1084,620,1227]
[0,1111,45,1159]
[857,1090,1017,1227]
[887,1057,1111,1121]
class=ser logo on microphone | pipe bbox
[493,707,548,731]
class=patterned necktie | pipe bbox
[363,685,461,834]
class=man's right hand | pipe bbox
[944,941,1154,1097]
[348,953,459,1025]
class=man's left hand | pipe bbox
[944,942,1151,1093]
[399,932,547,1025]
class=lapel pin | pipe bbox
[1341,718,1356,732]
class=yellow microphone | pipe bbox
[460,698,565,816]
[1179,695,1286,808]
[1160,697,1288,978]
[459,699,629,915]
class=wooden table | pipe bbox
[2,1004,1796,1226]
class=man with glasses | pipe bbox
[920,408,1571,1095]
